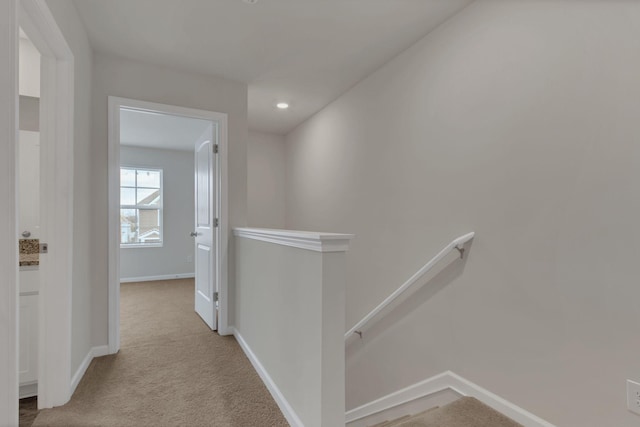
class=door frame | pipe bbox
[1,0,74,421]
[107,97,229,354]
[0,2,20,423]
[20,0,75,409]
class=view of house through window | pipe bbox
[120,167,163,246]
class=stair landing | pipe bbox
[371,397,523,427]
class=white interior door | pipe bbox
[18,130,40,388]
[18,130,40,242]
[18,130,40,391]
[193,124,217,330]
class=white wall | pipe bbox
[119,146,194,280]
[45,0,94,384]
[235,233,347,427]
[285,1,640,426]
[92,53,248,345]
[248,131,286,228]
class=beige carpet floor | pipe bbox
[33,279,288,427]
[375,397,523,427]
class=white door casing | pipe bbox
[0,1,19,423]
[20,0,75,410]
[108,97,229,355]
[194,124,217,330]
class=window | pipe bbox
[120,167,163,247]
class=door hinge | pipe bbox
[214,218,219,227]
[213,291,219,302]
[213,144,219,154]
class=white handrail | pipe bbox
[345,232,475,341]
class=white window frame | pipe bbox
[119,166,164,248]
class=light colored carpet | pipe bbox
[33,279,288,427]
[377,397,523,427]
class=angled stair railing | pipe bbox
[345,232,475,341]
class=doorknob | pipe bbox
[190,231,199,237]
[22,230,31,238]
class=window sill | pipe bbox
[120,243,163,249]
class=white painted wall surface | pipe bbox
[234,234,347,427]
[46,0,95,383]
[119,146,195,280]
[0,1,19,424]
[284,1,640,426]
[92,53,247,345]
[235,239,324,426]
[18,37,40,98]
[248,130,286,228]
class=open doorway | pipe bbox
[108,97,229,354]
[2,1,75,423]
[12,0,76,419]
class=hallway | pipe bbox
[32,279,287,426]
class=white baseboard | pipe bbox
[19,382,38,399]
[217,324,234,336]
[93,345,110,358]
[346,371,455,424]
[70,345,109,397]
[346,371,555,427]
[446,372,555,427]
[120,273,195,283]
[232,328,304,427]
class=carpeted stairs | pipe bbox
[371,397,523,427]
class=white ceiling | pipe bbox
[120,108,212,151]
[73,0,473,135]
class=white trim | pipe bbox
[233,227,354,253]
[69,345,109,397]
[346,371,453,423]
[19,0,75,410]
[19,382,38,399]
[0,2,18,424]
[92,345,110,358]
[120,273,195,283]
[232,329,304,427]
[69,349,90,396]
[217,114,230,336]
[121,243,163,249]
[107,96,121,354]
[447,372,555,427]
[109,97,230,352]
[346,371,555,427]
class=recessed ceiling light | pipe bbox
[243,0,258,4]
[276,102,289,110]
